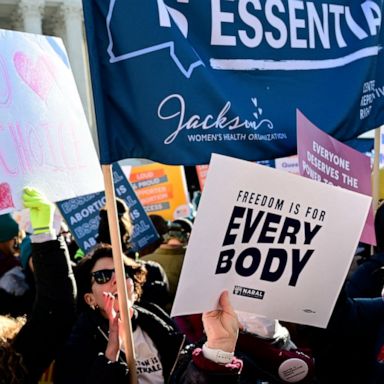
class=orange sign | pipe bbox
[122,163,190,221]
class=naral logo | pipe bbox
[233,285,265,300]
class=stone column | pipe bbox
[17,0,45,34]
[59,0,93,127]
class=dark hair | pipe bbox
[96,198,133,253]
[137,214,169,256]
[149,214,170,237]
[74,244,147,312]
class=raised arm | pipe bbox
[11,187,76,382]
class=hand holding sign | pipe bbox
[0,30,103,214]
[172,154,372,328]
[202,291,239,353]
[23,187,55,235]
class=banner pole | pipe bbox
[373,127,381,211]
[371,127,382,255]
[102,164,137,384]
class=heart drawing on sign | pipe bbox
[13,52,55,101]
[0,183,14,210]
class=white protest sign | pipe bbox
[171,154,371,328]
[0,29,103,214]
[275,155,299,175]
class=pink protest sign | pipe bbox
[0,30,103,214]
[297,110,375,245]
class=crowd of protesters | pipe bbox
[2,187,384,383]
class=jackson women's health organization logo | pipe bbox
[158,94,279,145]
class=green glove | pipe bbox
[23,187,55,234]
[74,248,85,261]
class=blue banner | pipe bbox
[57,163,159,252]
[83,0,384,166]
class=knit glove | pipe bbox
[74,248,85,261]
[22,187,55,234]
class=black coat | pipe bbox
[54,302,185,384]
[11,237,77,383]
[54,303,242,384]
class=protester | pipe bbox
[275,202,384,383]
[171,217,193,243]
[0,213,34,317]
[296,203,384,383]
[138,214,169,257]
[95,198,170,310]
[346,202,384,298]
[296,285,384,383]
[0,187,76,383]
[174,309,316,383]
[53,243,242,383]
[346,252,384,299]
[141,219,189,312]
[234,312,316,383]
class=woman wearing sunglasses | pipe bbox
[53,243,242,384]
[95,198,171,312]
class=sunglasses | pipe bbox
[91,267,131,285]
